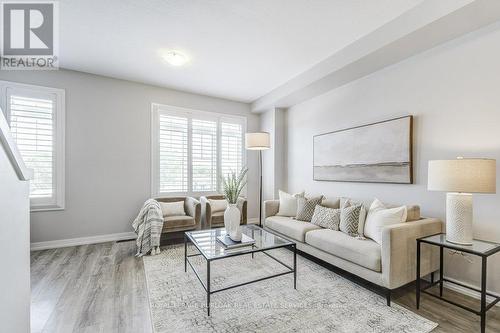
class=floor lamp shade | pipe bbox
[245,132,270,150]
[245,132,271,227]
[428,158,496,245]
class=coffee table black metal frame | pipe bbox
[416,233,500,333]
[184,225,297,316]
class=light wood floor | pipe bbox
[31,240,500,333]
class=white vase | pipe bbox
[224,203,242,241]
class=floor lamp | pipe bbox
[245,132,271,228]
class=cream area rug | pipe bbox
[143,245,437,333]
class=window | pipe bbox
[158,114,188,193]
[151,104,246,196]
[220,121,243,179]
[0,81,65,211]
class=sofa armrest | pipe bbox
[264,200,280,219]
[237,197,247,224]
[185,197,201,229]
[381,218,442,289]
[200,196,211,228]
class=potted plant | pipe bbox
[221,167,248,241]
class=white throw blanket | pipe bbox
[132,199,163,256]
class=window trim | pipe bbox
[151,103,247,198]
[0,80,65,212]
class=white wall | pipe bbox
[0,69,260,243]
[286,22,500,293]
[0,142,31,332]
[260,108,287,202]
[260,109,276,201]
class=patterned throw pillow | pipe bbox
[340,204,363,236]
[311,205,341,230]
[295,195,324,222]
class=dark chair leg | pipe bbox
[386,289,391,306]
[431,271,435,284]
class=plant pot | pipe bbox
[224,203,242,241]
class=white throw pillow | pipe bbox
[209,199,228,213]
[159,201,185,217]
[364,198,407,244]
[277,190,305,217]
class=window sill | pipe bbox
[30,205,65,213]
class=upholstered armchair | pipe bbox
[155,196,201,233]
[200,195,247,228]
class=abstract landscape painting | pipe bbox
[313,116,413,183]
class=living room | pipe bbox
[1,1,500,332]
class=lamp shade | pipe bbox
[245,132,270,150]
[428,158,496,193]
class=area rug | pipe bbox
[143,245,437,333]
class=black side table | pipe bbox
[416,233,500,333]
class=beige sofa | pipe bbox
[264,197,442,305]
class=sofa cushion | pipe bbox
[311,205,340,230]
[321,197,340,209]
[364,198,407,244]
[277,190,305,217]
[159,201,186,217]
[163,215,195,230]
[341,198,367,235]
[405,205,420,222]
[305,229,382,272]
[265,216,321,242]
[296,195,324,222]
[342,197,420,222]
[339,204,363,236]
[211,211,225,226]
[209,199,227,213]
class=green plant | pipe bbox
[221,167,248,204]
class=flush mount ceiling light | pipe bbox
[163,50,189,66]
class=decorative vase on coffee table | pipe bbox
[224,203,242,241]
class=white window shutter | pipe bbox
[158,114,188,193]
[192,119,217,192]
[9,94,55,198]
[220,121,243,178]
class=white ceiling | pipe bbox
[60,0,423,102]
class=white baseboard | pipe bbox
[30,232,137,251]
[443,276,500,307]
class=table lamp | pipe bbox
[245,132,270,227]
[428,158,496,245]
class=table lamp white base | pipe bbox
[446,192,473,245]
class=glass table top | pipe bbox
[186,224,294,259]
[419,234,500,255]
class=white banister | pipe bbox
[0,109,33,181]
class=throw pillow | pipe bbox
[296,195,324,222]
[339,204,363,236]
[277,190,305,217]
[311,205,341,230]
[209,199,228,213]
[159,201,185,217]
[364,198,407,244]
[342,198,367,236]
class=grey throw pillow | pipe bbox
[340,204,362,236]
[311,205,341,230]
[295,195,324,222]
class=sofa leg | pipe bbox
[386,290,391,306]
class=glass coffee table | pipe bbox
[184,224,297,316]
